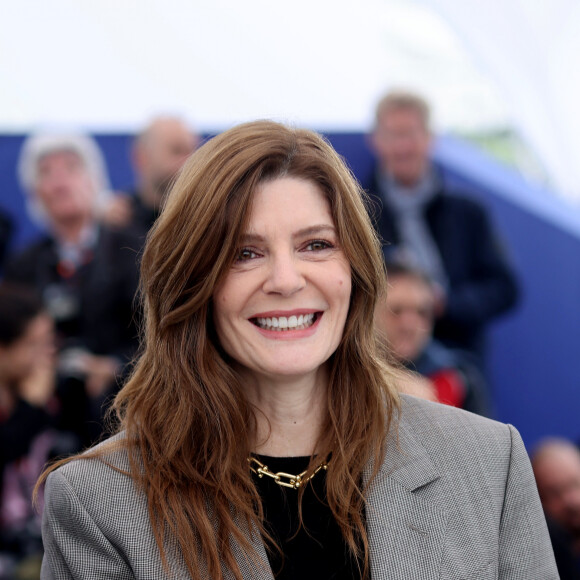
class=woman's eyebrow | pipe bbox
[239,225,337,244]
[238,233,266,244]
[292,225,337,239]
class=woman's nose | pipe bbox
[262,252,306,296]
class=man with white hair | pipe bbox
[5,133,140,445]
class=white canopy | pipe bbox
[422,0,580,200]
[2,0,578,198]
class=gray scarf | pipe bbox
[379,171,448,290]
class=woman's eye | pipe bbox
[305,240,333,251]
[236,248,258,261]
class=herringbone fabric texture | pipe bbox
[41,395,559,579]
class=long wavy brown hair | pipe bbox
[39,120,400,579]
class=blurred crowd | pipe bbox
[0,94,578,577]
[0,117,196,577]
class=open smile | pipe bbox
[250,312,321,332]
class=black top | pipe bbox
[252,454,363,580]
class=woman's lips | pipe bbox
[249,311,323,337]
[251,312,319,331]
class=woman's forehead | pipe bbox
[243,178,334,231]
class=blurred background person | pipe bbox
[0,284,78,580]
[104,116,199,240]
[366,90,519,368]
[375,260,489,415]
[4,133,140,445]
[532,438,580,579]
[0,208,14,276]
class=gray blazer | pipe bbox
[41,395,559,579]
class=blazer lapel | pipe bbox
[364,414,448,580]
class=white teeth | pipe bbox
[255,313,316,331]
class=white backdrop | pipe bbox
[0,0,507,131]
[422,0,580,200]
[1,0,578,199]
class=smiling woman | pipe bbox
[37,121,557,580]
[213,177,352,390]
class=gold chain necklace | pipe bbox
[248,456,328,490]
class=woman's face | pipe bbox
[213,177,352,384]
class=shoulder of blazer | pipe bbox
[398,393,508,437]
[52,431,134,491]
[393,394,514,476]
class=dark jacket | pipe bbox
[128,191,159,240]
[366,170,519,355]
[116,189,159,254]
[0,209,14,273]
[4,225,140,362]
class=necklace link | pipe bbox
[248,457,328,490]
